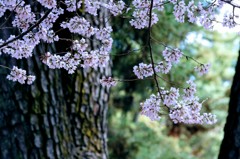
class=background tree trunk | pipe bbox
[218,50,240,159]
[0,2,110,159]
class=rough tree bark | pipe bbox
[0,2,110,159]
[218,50,240,159]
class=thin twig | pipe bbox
[116,77,154,82]
[0,64,11,70]
[151,36,203,65]
[156,74,185,89]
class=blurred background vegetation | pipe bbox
[107,2,240,159]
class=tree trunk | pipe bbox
[218,50,240,159]
[0,3,110,159]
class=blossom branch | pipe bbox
[0,9,52,49]
[221,0,240,8]
[148,0,162,98]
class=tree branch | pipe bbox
[0,9,52,49]
[148,0,163,100]
[221,0,240,8]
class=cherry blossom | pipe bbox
[101,0,125,16]
[60,16,97,37]
[154,61,172,74]
[100,77,117,88]
[161,87,180,107]
[6,66,35,84]
[162,47,183,64]
[2,35,34,59]
[222,13,237,28]
[64,0,82,12]
[12,4,36,31]
[130,9,159,29]
[183,80,197,101]
[133,63,153,79]
[140,94,161,121]
[173,1,186,23]
[195,63,211,76]
[37,0,56,9]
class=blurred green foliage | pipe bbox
[108,111,224,159]
[108,2,239,159]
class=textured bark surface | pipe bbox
[0,2,110,159]
[218,50,240,159]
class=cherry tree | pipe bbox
[0,0,239,158]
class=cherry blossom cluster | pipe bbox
[64,0,82,12]
[154,61,172,74]
[81,0,125,16]
[1,35,35,59]
[81,50,110,68]
[141,80,217,125]
[161,87,180,107]
[0,1,37,32]
[169,0,239,30]
[6,66,35,85]
[42,52,80,74]
[61,16,96,37]
[100,0,125,16]
[173,1,186,23]
[130,9,158,29]
[0,0,23,18]
[183,80,196,101]
[100,77,117,88]
[37,0,57,9]
[169,0,220,29]
[194,63,211,76]
[140,94,161,121]
[129,0,165,29]
[40,7,64,30]
[61,16,113,52]
[222,13,236,28]
[42,38,110,72]
[133,60,173,78]
[162,47,183,64]
[63,0,126,16]
[133,47,184,78]
[12,4,36,31]
[196,2,216,30]
[60,16,113,69]
[128,0,239,31]
[169,101,217,125]
[133,63,153,79]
